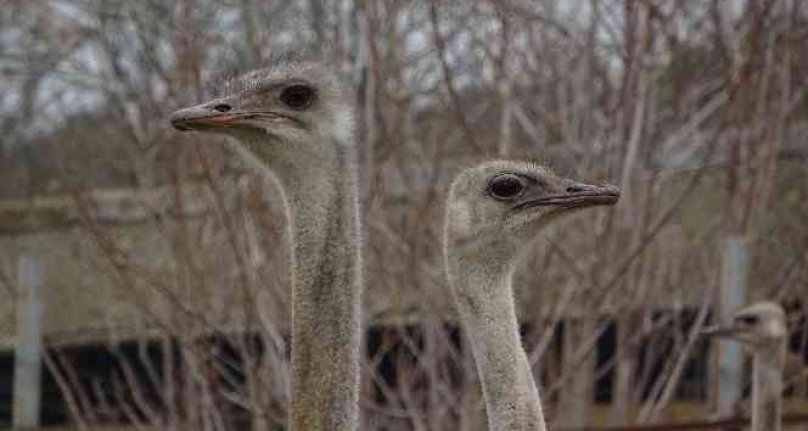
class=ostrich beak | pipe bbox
[170,103,236,131]
[514,182,621,210]
[701,324,742,338]
[562,182,621,206]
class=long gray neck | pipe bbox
[446,252,546,431]
[288,147,361,431]
[751,341,784,431]
[247,137,362,430]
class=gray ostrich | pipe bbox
[171,55,361,430]
[704,301,788,431]
[443,160,619,430]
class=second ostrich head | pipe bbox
[703,301,787,352]
[446,160,620,267]
[444,160,619,430]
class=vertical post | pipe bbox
[13,253,43,430]
[559,316,594,428]
[239,0,260,66]
[356,0,375,209]
[611,312,637,425]
[717,236,748,416]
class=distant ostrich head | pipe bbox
[446,160,619,262]
[703,301,787,350]
[170,55,354,167]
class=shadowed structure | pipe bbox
[170,54,362,430]
[443,160,619,430]
[704,301,788,431]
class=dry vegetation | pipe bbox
[1,0,807,430]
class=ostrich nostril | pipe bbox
[566,185,585,193]
[213,103,232,113]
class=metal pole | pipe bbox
[717,236,748,416]
[13,253,43,430]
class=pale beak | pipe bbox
[701,324,743,338]
[170,102,236,131]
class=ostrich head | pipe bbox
[703,301,787,351]
[169,55,354,172]
[445,160,620,266]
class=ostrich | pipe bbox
[170,56,361,430]
[443,160,620,430]
[703,301,787,431]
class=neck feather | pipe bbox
[445,250,546,431]
[253,138,362,431]
[751,342,784,431]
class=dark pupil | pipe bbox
[737,315,758,325]
[490,176,523,198]
[280,85,313,108]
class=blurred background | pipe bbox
[1,0,807,429]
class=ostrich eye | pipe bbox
[736,315,759,326]
[280,85,315,109]
[488,174,525,200]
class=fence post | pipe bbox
[717,236,748,416]
[13,252,43,430]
